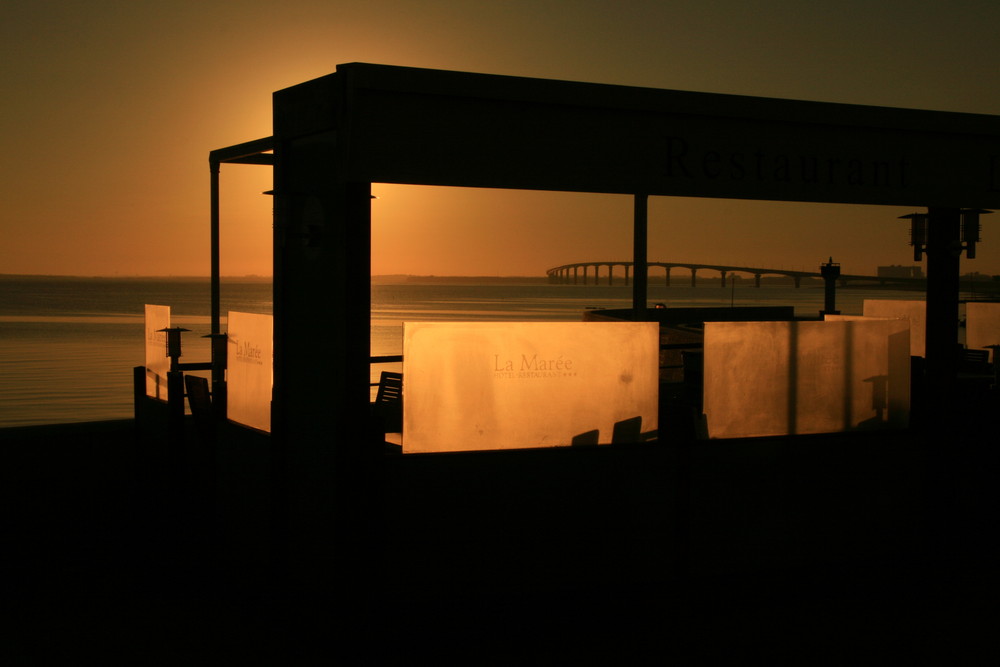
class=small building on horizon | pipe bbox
[878,264,924,279]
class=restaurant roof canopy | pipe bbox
[273,62,1000,208]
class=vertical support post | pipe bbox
[665,267,671,287]
[690,269,697,287]
[925,206,961,399]
[720,271,727,288]
[209,160,225,417]
[272,76,375,605]
[632,194,648,318]
[210,160,221,338]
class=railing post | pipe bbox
[208,332,228,418]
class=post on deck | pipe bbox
[632,194,648,318]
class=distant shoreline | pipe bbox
[4,273,1000,294]
[0,273,272,281]
[0,273,548,284]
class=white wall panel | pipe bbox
[227,311,273,433]
[403,322,659,453]
[966,302,1000,358]
[863,299,925,357]
[703,320,910,439]
[144,304,170,400]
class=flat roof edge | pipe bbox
[329,62,1000,135]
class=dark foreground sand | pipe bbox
[5,396,999,663]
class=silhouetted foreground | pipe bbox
[5,390,1000,662]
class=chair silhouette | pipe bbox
[372,371,403,438]
[184,374,214,438]
[958,346,991,374]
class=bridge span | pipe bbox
[546,261,923,288]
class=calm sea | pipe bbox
[0,275,926,428]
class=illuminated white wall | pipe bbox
[966,302,1000,357]
[863,299,925,357]
[227,311,273,432]
[144,304,170,400]
[703,320,910,439]
[403,322,659,453]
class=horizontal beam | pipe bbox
[209,136,274,165]
[225,154,275,166]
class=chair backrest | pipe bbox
[374,371,403,433]
[958,347,992,374]
[185,374,212,416]
[184,374,215,439]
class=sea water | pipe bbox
[1,277,269,428]
[0,275,926,428]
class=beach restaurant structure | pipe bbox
[207,65,1000,592]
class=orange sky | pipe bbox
[4,1,1000,278]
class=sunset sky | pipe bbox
[4,0,1000,278]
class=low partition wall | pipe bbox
[403,321,660,453]
[227,311,273,433]
[144,304,170,400]
[966,301,1000,354]
[862,299,926,357]
[703,319,910,439]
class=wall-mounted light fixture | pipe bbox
[899,213,928,261]
[900,209,993,260]
[960,209,992,259]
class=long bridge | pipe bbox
[546,261,924,288]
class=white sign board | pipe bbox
[227,311,273,432]
[863,299,926,357]
[144,304,170,400]
[403,322,659,453]
[703,319,910,439]
[966,302,1000,357]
